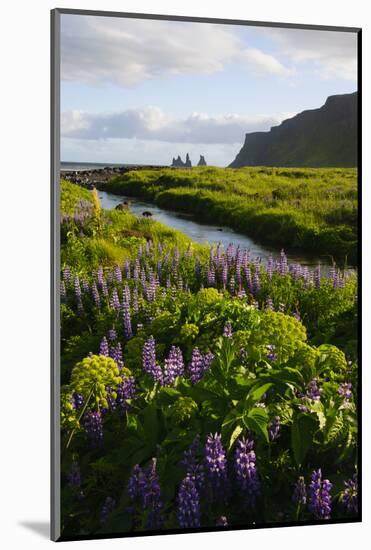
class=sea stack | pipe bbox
[171,154,192,168]
[197,155,207,166]
[185,153,192,168]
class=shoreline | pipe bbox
[61,165,170,188]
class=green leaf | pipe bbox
[156,387,181,406]
[229,424,243,450]
[221,407,242,444]
[243,407,269,443]
[246,382,273,407]
[261,367,304,389]
[291,413,318,466]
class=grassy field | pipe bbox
[60,180,358,537]
[102,166,358,265]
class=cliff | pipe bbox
[229,92,358,168]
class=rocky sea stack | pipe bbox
[171,153,192,168]
[229,92,357,168]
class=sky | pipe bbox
[60,14,358,167]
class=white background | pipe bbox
[0,0,369,548]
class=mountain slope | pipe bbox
[229,92,357,168]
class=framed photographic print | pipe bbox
[51,8,361,542]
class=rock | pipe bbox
[142,211,152,217]
[171,154,192,168]
[115,202,129,210]
[197,155,207,166]
[185,153,192,168]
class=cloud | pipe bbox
[61,106,294,144]
[265,28,357,81]
[61,15,293,86]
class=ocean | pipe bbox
[61,161,138,172]
[60,161,166,171]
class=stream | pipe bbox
[98,189,348,272]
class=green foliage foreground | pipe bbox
[60,180,358,537]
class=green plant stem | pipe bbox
[65,386,95,450]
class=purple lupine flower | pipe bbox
[122,300,133,339]
[108,328,117,341]
[222,262,228,288]
[188,348,204,385]
[180,436,198,468]
[207,266,216,287]
[279,249,288,275]
[266,297,274,311]
[266,344,277,362]
[143,336,163,383]
[157,259,162,283]
[267,256,273,280]
[70,392,85,410]
[60,280,66,302]
[99,336,109,357]
[96,266,104,287]
[329,268,339,289]
[216,516,228,527]
[163,346,184,386]
[128,464,146,502]
[314,266,321,288]
[202,352,214,376]
[308,469,332,519]
[67,461,81,488]
[292,476,307,505]
[83,410,103,448]
[268,416,281,442]
[133,259,140,281]
[114,265,122,283]
[110,288,120,310]
[306,379,322,401]
[91,282,101,308]
[195,257,201,281]
[205,433,228,498]
[223,322,233,338]
[252,270,261,295]
[82,278,89,293]
[124,259,131,279]
[110,342,123,366]
[100,496,115,525]
[62,266,71,283]
[177,474,201,528]
[341,474,358,514]
[74,276,83,312]
[181,435,204,490]
[101,279,108,297]
[116,375,136,411]
[338,382,352,400]
[142,459,163,529]
[229,275,236,294]
[187,348,215,385]
[234,437,261,507]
